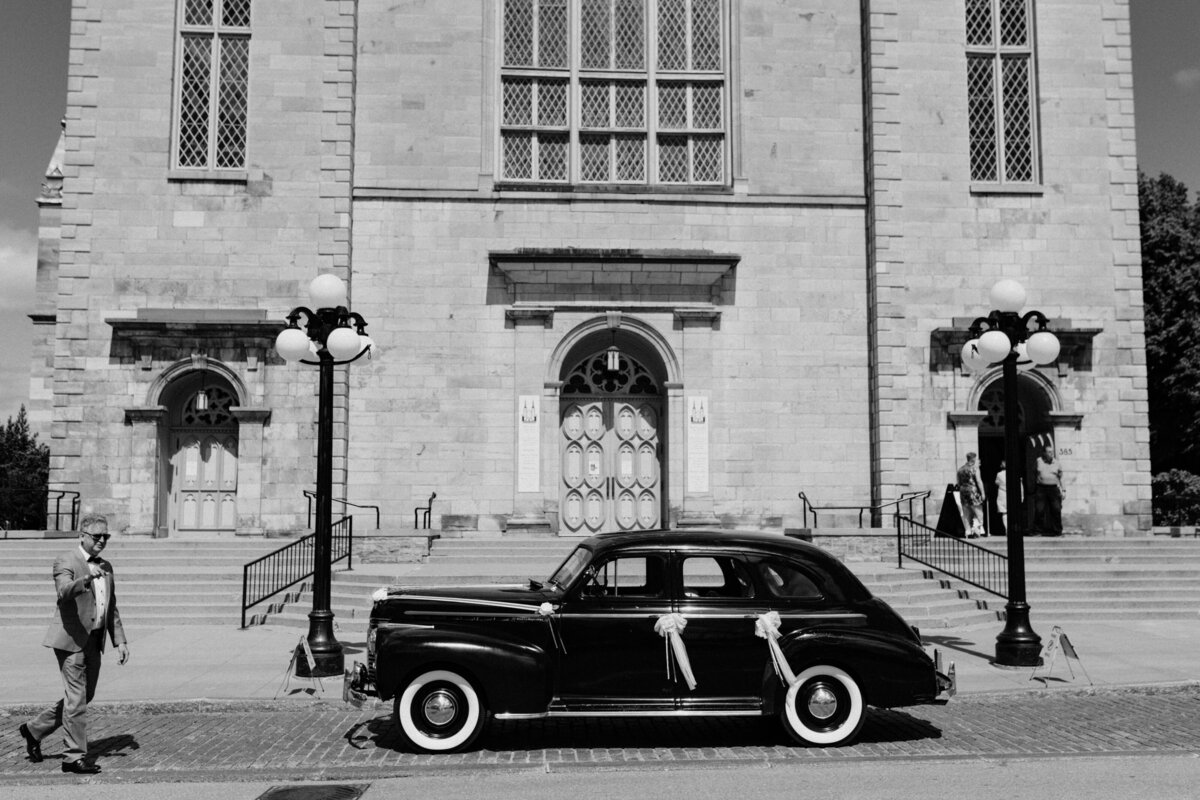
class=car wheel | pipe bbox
[394,668,487,753]
[780,665,865,746]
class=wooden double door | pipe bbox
[560,398,663,534]
[169,430,239,533]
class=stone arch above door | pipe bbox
[547,314,680,387]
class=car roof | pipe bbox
[579,529,831,561]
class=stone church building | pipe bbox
[28,0,1149,538]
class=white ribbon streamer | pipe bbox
[538,602,566,653]
[654,613,697,690]
[754,611,797,686]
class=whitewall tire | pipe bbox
[394,668,487,753]
[781,665,865,746]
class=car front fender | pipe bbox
[374,625,552,714]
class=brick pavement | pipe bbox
[4,685,1200,786]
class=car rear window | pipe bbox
[754,558,825,600]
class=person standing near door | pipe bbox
[956,452,986,538]
[18,514,130,774]
[1033,445,1065,536]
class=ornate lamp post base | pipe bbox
[995,601,1043,667]
[295,610,345,678]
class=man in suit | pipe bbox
[18,513,130,774]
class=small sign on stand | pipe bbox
[1030,625,1092,686]
[275,636,326,698]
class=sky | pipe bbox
[0,1,1198,424]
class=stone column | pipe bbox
[123,407,166,536]
[232,408,272,536]
[506,308,554,534]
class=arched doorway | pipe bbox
[558,345,665,534]
[976,374,1053,534]
[162,371,240,534]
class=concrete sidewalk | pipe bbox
[1,613,1197,709]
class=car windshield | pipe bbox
[547,545,592,591]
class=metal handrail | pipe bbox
[798,489,930,528]
[240,515,354,628]
[47,490,80,532]
[414,492,436,529]
[303,490,379,530]
[895,512,1008,599]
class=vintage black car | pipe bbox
[346,530,954,752]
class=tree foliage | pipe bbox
[0,406,50,530]
[1141,172,1200,475]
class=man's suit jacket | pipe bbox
[42,548,126,653]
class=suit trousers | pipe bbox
[27,628,104,763]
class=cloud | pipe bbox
[0,222,37,313]
[1173,67,1200,92]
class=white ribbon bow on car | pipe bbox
[755,611,798,686]
[654,613,697,690]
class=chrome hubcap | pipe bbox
[423,690,458,726]
[806,685,838,720]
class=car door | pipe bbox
[554,551,675,710]
[673,551,770,710]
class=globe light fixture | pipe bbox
[275,273,373,679]
[961,279,1062,668]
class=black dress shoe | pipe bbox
[61,760,101,775]
[18,724,42,763]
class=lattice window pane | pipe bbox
[658,0,686,70]
[614,81,644,127]
[178,34,213,168]
[581,81,610,127]
[967,56,998,182]
[999,0,1027,47]
[539,132,569,180]
[581,0,611,68]
[658,81,687,129]
[215,36,248,168]
[504,0,534,66]
[965,0,993,47]
[658,134,688,182]
[615,134,645,181]
[691,0,721,70]
[539,0,569,68]
[186,0,214,26]
[614,0,645,69]
[692,134,722,181]
[581,134,610,180]
[503,78,534,125]
[538,79,569,126]
[692,82,721,128]
[1001,56,1034,181]
[503,132,534,179]
[221,0,251,28]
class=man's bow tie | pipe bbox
[88,557,103,564]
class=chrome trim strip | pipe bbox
[540,710,762,718]
[777,612,868,621]
[393,594,544,613]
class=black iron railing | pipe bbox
[304,490,379,530]
[240,515,354,629]
[798,489,931,528]
[414,491,436,529]
[896,513,1008,599]
[47,490,80,532]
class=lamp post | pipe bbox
[961,279,1061,667]
[275,274,374,678]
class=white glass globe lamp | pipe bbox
[1014,342,1036,372]
[1026,330,1061,365]
[308,274,348,310]
[989,279,1026,313]
[961,339,991,372]
[977,330,1013,364]
[358,334,376,358]
[326,326,362,360]
[275,327,312,363]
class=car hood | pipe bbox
[375,583,555,615]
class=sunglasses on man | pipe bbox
[83,532,111,543]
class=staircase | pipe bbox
[0,538,288,627]
[971,537,1200,622]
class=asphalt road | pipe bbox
[3,684,1200,792]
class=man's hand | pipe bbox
[117,643,130,665]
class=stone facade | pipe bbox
[29,0,1149,538]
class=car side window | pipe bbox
[755,558,824,601]
[680,556,754,599]
[580,555,665,599]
